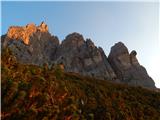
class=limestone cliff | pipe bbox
[55,33,117,80]
[2,22,58,65]
[1,22,155,88]
[7,22,48,45]
[108,42,155,88]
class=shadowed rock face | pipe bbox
[55,33,117,80]
[108,42,155,88]
[1,23,155,88]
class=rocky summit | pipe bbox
[108,42,155,88]
[1,22,155,88]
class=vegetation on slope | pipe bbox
[1,48,160,120]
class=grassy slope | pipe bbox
[1,48,160,120]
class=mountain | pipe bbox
[1,22,160,120]
[1,22,155,88]
[108,42,155,88]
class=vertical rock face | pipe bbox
[55,33,116,80]
[2,22,59,65]
[108,42,155,88]
[1,23,156,88]
[7,22,48,45]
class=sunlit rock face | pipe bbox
[7,22,48,45]
[1,22,156,88]
[2,22,59,65]
[108,42,155,88]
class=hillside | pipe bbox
[1,48,160,120]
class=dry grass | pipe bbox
[1,48,160,120]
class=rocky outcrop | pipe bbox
[7,22,48,45]
[108,42,155,88]
[1,23,156,88]
[54,33,117,80]
[2,22,59,65]
[2,25,116,80]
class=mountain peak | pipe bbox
[108,42,155,88]
[37,21,48,32]
[7,22,48,45]
[60,32,85,49]
[2,23,155,88]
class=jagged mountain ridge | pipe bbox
[1,22,155,88]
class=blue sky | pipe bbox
[1,1,160,87]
